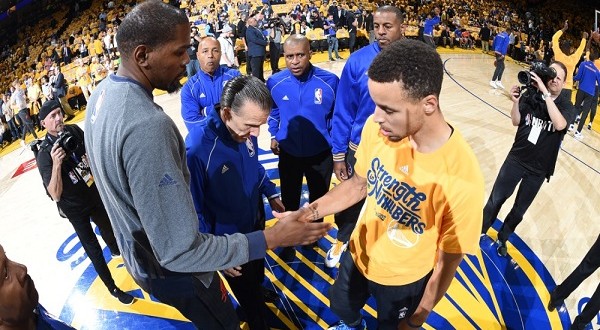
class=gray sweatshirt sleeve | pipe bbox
[122,114,266,272]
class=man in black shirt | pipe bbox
[35,100,134,305]
[481,61,575,256]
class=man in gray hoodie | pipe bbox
[84,1,331,329]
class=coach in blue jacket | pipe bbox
[246,16,268,81]
[186,76,284,330]
[267,35,339,262]
[180,37,241,131]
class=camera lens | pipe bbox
[517,71,531,85]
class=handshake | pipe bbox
[264,202,331,249]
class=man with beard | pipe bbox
[84,1,331,328]
[0,243,75,329]
[181,36,241,131]
[326,5,405,268]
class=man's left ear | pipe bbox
[422,95,439,115]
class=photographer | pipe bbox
[268,20,284,73]
[35,100,134,305]
[482,61,576,257]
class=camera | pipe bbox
[518,61,556,87]
[55,131,80,154]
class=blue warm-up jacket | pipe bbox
[493,31,510,55]
[185,108,278,235]
[573,60,600,96]
[267,65,339,157]
[330,42,381,161]
[180,66,241,131]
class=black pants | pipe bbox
[150,272,239,330]
[278,149,333,217]
[245,51,252,75]
[68,204,120,292]
[575,89,595,133]
[492,55,505,81]
[348,32,357,53]
[249,55,265,82]
[224,258,269,330]
[17,108,38,140]
[481,156,545,242]
[329,252,431,329]
[269,42,281,72]
[553,234,600,329]
[334,149,365,242]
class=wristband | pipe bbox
[406,318,423,329]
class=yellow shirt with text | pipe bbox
[351,116,484,286]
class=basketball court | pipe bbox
[0,51,598,329]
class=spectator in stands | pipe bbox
[489,27,510,89]
[9,81,38,146]
[324,13,342,61]
[2,94,19,141]
[480,23,491,53]
[441,25,453,48]
[75,58,93,101]
[186,27,201,78]
[181,36,241,131]
[268,21,284,73]
[218,25,238,68]
[552,20,588,99]
[246,16,268,81]
[0,243,76,329]
[26,79,42,131]
[49,64,76,120]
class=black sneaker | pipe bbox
[262,287,279,303]
[587,123,592,130]
[547,289,563,312]
[496,240,507,257]
[111,288,135,305]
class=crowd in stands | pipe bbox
[0,0,598,148]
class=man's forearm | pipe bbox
[408,251,464,326]
[307,174,367,220]
[47,164,63,201]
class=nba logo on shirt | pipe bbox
[314,88,322,104]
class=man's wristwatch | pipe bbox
[541,92,551,101]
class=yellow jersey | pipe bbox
[351,116,484,286]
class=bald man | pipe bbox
[267,35,340,262]
[181,36,241,131]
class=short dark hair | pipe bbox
[375,5,404,24]
[116,0,189,60]
[368,39,443,100]
[221,76,272,114]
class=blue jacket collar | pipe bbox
[207,105,237,144]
